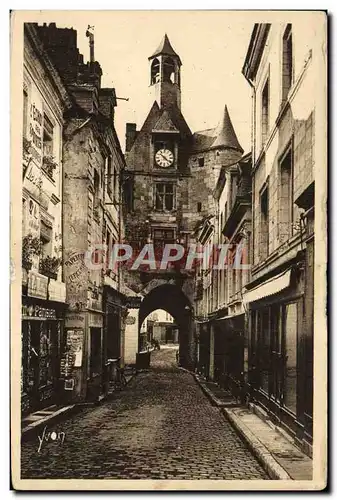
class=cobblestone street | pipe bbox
[21,348,268,480]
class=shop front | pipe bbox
[213,313,245,399]
[245,263,312,448]
[21,271,66,415]
[196,321,211,379]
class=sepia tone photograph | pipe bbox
[10,9,327,490]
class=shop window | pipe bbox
[261,77,270,146]
[260,187,269,260]
[279,147,293,242]
[21,321,30,393]
[259,308,270,394]
[282,24,293,102]
[155,182,175,211]
[283,302,297,414]
[90,328,102,377]
[39,323,54,387]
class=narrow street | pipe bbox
[21,348,268,480]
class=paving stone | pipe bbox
[21,348,268,480]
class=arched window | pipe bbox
[163,57,175,83]
[151,58,160,85]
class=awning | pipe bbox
[243,269,292,304]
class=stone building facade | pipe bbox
[22,23,71,414]
[35,23,128,403]
[241,19,326,453]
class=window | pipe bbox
[124,175,134,212]
[106,156,112,196]
[279,147,293,242]
[113,165,118,199]
[43,113,54,157]
[197,202,202,212]
[93,169,100,221]
[23,89,28,138]
[106,229,111,270]
[260,187,269,260]
[155,183,175,211]
[261,77,270,146]
[151,58,160,85]
[282,24,293,102]
[198,157,204,168]
[152,228,175,249]
[163,57,175,83]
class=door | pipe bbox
[270,305,282,402]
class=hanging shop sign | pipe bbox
[125,315,136,325]
[27,271,48,300]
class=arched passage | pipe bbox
[138,284,194,369]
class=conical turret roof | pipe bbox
[149,34,182,65]
[211,105,243,152]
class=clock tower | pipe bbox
[149,34,182,110]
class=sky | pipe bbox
[25,11,255,153]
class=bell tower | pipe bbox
[148,34,182,110]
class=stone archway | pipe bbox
[138,283,195,370]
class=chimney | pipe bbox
[86,26,95,63]
[125,123,137,152]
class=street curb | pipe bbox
[21,404,82,442]
[21,371,139,442]
[222,407,292,481]
[192,372,291,480]
[194,374,239,408]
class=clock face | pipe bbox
[155,148,174,168]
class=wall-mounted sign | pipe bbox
[125,296,142,309]
[48,279,66,303]
[28,271,48,300]
[125,316,136,325]
[88,313,103,328]
[65,313,85,328]
[60,329,84,379]
[29,102,43,166]
[22,303,57,319]
[25,197,40,236]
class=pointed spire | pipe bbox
[211,105,243,152]
[149,34,182,65]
